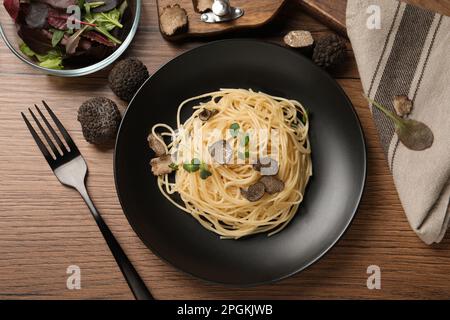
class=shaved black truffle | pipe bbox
[77,97,121,145]
[259,176,285,194]
[108,58,149,102]
[253,157,279,176]
[241,182,265,202]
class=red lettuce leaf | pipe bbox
[17,26,53,55]
[47,8,69,30]
[82,31,115,47]
[47,8,97,30]
[3,0,20,21]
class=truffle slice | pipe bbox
[194,0,213,13]
[199,109,212,121]
[284,30,314,54]
[259,176,285,195]
[209,140,233,164]
[253,157,279,176]
[393,95,412,117]
[150,154,174,176]
[148,133,166,157]
[199,109,217,121]
[241,182,265,202]
[160,4,188,36]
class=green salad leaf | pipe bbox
[84,11,122,45]
[20,43,64,70]
[93,9,123,30]
[51,30,65,47]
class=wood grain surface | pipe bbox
[299,0,450,36]
[0,0,449,300]
[156,0,286,40]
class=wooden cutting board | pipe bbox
[299,0,347,36]
[157,0,450,40]
[156,0,286,40]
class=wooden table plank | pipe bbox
[0,0,449,300]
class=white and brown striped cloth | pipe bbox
[347,0,450,244]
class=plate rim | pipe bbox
[113,39,367,286]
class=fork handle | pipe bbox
[77,184,154,300]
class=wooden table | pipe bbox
[0,0,449,300]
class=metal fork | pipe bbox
[21,101,153,300]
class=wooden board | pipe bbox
[300,0,450,37]
[1,0,450,300]
[156,0,286,40]
[299,0,347,36]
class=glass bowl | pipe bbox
[0,0,141,77]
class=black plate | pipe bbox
[114,40,366,286]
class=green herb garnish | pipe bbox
[230,123,240,137]
[169,163,179,171]
[183,158,201,173]
[238,150,250,160]
[199,163,212,180]
[364,95,434,151]
[240,133,250,146]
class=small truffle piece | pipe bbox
[148,133,166,157]
[77,97,122,145]
[393,95,412,117]
[259,176,285,195]
[160,4,188,37]
[150,154,174,176]
[284,30,314,53]
[108,58,149,102]
[253,157,279,176]
[312,34,347,69]
[209,140,233,164]
[194,0,213,13]
[199,109,212,121]
[241,182,265,202]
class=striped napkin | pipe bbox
[346,0,450,244]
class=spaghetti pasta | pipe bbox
[150,89,312,239]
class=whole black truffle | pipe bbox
[77,97,121,145]
[312,34,347,69]
[108,58,149,102]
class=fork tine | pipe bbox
[21,112,54,164]
[42,100,79,153]
[29,108,60,157]
[35,104,67,153]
